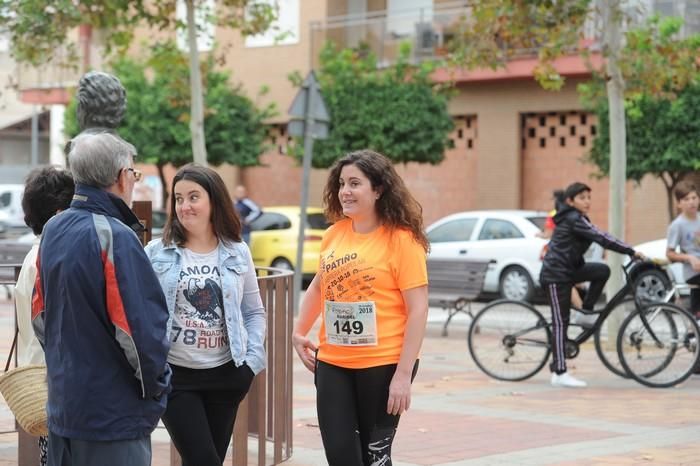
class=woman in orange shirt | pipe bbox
[292,150,429,466]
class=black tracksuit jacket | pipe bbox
[539,205,635,284]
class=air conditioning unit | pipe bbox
[414,22,441,57]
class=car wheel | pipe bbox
[499,265,534,302]
[633,268,671,307]
[271,258,294,271]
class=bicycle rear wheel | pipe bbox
[468,299,551,381]
[617,302,700,388]
[594,297,636,378]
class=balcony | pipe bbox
[12,25,104,105]
[309,1,472,69]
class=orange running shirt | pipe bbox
[316,219,428,369]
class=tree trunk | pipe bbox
[602,0,626,300]
[661,172,677,223]
[186,0,207,165]
[157,163,168,209]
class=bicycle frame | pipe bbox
[565,260,639,346]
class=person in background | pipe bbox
[540,181,643,388]
[666,180,700,318]
[32,132,171,466]
[540,189,566,240]
[146,164,266,466]
[292,149,429,466]
[234,185,262,245]
[14,166,74,466]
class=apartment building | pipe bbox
[6,0,699,242]
[196,0,698,243]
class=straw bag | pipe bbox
[0,329,48,437]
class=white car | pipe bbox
[632,238,684,287]
[427,210,548,301]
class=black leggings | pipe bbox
[545,262,610,374]
[315,360,419,466]
[162,361,254,466]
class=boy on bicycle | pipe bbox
[540,182,643,388]
[666,181,700,319]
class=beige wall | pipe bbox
[214,0,328,123]
[449,78,586,208]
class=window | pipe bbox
[245,0,299,48]
[250,212,291,231]
[478,219,523,240]
[526,216,547,231]
[306,213,330,230]
[0,192,10,208]
[427,218,477,243]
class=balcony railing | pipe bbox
[308,0,696,70]
[309,1,472,69]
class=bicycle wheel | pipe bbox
[617,302,700,388]
[467,299,551,381]
[594,297,636,378]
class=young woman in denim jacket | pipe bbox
[146,164,266,466]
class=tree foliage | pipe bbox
[449,0,590,90]
[0,0,277,67]
[588,82,700,221]
[64,42,274,203]
[298,41,454,169]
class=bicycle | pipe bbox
[467,259,675,385]
[617,263,700,388]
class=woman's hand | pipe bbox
[292,333,317,373]
[386,371,412,416]
[633,250,646,261]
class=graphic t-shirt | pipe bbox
[168,247,232,368]
[667,213,700,280]
[317,219,428,369]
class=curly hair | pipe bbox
[323,150,429,252]
[76,71,127,130]
[163,164,242,246]
[22,166,75,235]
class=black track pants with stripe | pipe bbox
[545,262,610,374]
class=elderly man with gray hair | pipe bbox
[32,132,171,466]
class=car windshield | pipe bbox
[526,216,546,231]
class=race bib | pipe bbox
[324,301,378,346]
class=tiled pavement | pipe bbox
[0,297,699,465]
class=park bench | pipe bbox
[427,258,490,336]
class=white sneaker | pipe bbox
[551,372,587,388]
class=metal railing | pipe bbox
[310,1,473,69]
[308,1,697,70]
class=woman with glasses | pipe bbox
[146,164,265,466]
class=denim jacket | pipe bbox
[145,239,267,375]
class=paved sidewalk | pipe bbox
[0,299,699,465]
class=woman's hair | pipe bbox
[22,166,75,235]
[323,149,429,252]
[162,164,242,246]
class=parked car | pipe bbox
[249,206,330,277]
[0,184,25,229]
[632,239,683,283]
[427,210,548,301]
[0,232,35,266]
[0,210,167,266]
[630,239,688,303]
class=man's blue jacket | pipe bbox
[32,184,171,441]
